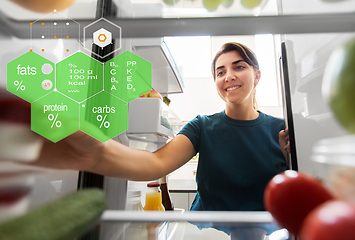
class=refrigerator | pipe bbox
[0,0,355,239]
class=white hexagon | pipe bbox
[93,28,112,48]
[83,18,122,59]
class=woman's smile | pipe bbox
[225,85,242,92]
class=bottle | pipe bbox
[143,182,165,211]
[159,176,174,211]
[124,191,147,240]
[125,190,144,211]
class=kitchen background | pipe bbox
[0,0,285,212]
[1,0,354,232]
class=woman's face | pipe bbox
[214,50,260,107]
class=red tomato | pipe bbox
[299,200,355,240]
[264,170,333,236]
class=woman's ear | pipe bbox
[254,70,261,87]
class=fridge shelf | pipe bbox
[0,11,354,39]
[101,210,274,223]
[97,210,289,240]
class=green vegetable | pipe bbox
[0,188,106,240]
[323,37,355,134]
[163,0,180,6]
[203,0,222,12]
[241,0,262,9]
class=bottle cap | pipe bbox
[147,182,160,188]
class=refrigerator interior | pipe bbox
[279,0,355,182]
[0,0,355,239]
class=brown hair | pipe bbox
[212,42,260,109]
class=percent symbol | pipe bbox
[97,114,110,128]
[68,63,77,68]
[14,80,26,91]
[48,114,62,128]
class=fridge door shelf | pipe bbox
[132,38,184,95]
[127,98,175,141]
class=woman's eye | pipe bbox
[235,65,245,70]
[217,71,225,77]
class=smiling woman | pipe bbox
[176,42,289,214]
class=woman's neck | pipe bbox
[225,103,259,120]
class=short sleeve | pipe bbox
[177,115,202,153]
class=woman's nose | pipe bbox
[225,74,235,82]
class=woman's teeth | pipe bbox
[226,85,241,92]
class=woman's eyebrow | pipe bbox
[216,59,245,71]
[232,60,245,65]
[215,65,224,71]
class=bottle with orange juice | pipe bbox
[144,182,165,211]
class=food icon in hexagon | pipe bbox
[93,28,112,49]
[83,18,122,59]
[80,91,127,142]
[7,51,55,103]
[31,91,79,143]
[56,52,103,102]
[104,51,152,103]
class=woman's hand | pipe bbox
[279,128,290,160]
[31,131,106,172]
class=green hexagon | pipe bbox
[7,51,55,102]
[80,91,127,142]
[31,91,79,143]
[104,51,152,102]
[56,52,104,102]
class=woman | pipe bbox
[33,42,290,211]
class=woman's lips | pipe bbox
[225,85,241,92]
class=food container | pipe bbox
[0,122,43,162]
[0,96,43,162]
[0,171,35,222]
[312,135,355,202]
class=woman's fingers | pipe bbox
[279,129,290,159]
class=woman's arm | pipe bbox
[32,131,196,181]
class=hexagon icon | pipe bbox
[31,91,79,143]
[56,52,103,102]
[83,18,122,59]
[80,91,127,142]
[7,51,55,103]
[104,51,152,102]
[93,28,112,49]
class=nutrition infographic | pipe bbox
[7,11,152,142]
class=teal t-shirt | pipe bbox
[178,110,287,211]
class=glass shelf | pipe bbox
[0,0,354,40]
[1,0,355,20]
[95,210,291,240]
